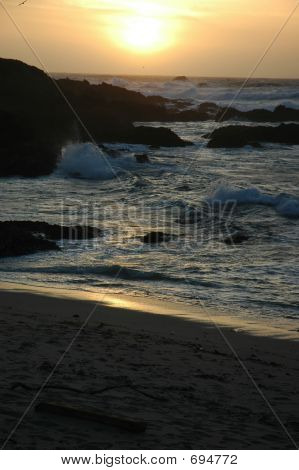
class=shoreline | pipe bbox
[0,281,298,341]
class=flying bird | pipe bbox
[18,0,28,6]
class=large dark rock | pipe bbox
[0,58,191,177]
[217,104,299,123]
[0,221,101,257]
[0,221,101,240]
[0,110,60,177]
[206,123,299,148]
[55,78,190,146]
[0,59,72,177]
[56,79,170,125]
[0,225,58,258]
[128,126,190,147]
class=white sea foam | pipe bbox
[57,143,144,180]
[207,185,299,218]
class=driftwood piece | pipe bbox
[36,401,147,433]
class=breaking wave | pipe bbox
[207,185,299,218]
[57,143,143,180]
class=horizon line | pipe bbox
[50,72,299,81]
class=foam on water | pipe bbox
[57,143,146,180]
[207,185,299,218]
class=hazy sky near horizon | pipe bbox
[1,0,298,77]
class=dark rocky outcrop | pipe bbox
[217,104,299,123]
[0,225,58,258]
[0,221,101,240]
[0,59,71,177]
[55,78,190,146]
[0,221,101,257]
[142,232,173,244]
[206,123,299,148]
[168,103,299,123]
[0,110,61,177]
[0,58,191,177]
[2,58,297,177]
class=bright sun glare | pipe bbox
[121,16,164,52]
[110,1,174,53]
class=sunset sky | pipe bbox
[1,0,298,77]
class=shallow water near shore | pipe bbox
[0,281,298,341]
[0,77,298,333]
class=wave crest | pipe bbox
[57,143,142,180]
[207,185,299,218]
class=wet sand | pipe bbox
[0,283,298,449]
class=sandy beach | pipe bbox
[0,282,298,450]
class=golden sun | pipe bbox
[121,16,165,53]
[108,2,175,54]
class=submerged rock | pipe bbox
[223,231,249,245]
[176,184,192,192]
[135,154,150,164]
[142,232,173,244]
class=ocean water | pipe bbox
[0,76,299,325]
